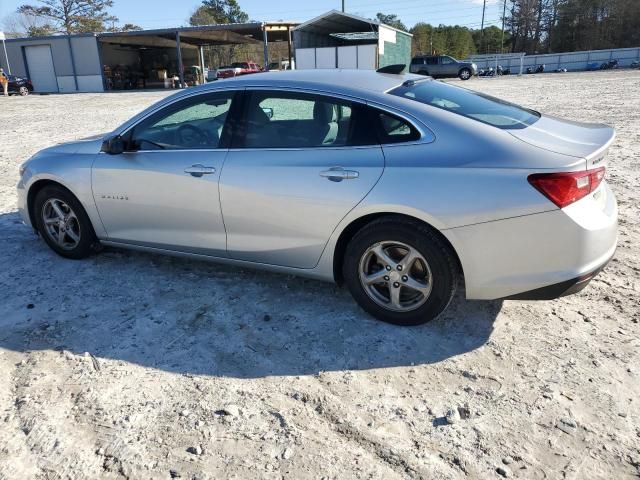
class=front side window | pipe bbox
[389,80,540,130]
[239,91,370,148]
[129,92,235,150]
[440,56,455,65]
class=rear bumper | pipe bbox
[505,253,612,300]
[443,182,618,300]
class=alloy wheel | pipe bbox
[41,198,82,251]
[358,241,433,312]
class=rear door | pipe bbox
[219,89,385,268]
[426,56,440,75]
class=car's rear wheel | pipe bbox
[459,68,472,80]
[33,185,97,259]
[19,86,30,96]
[343,217,457,326]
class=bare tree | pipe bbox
[2,10,54,37]
[17,0,114,34]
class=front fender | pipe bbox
[20,154,106,238]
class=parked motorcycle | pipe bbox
[526,64,545,74]
[600,59,619,70]
[478,67,495,77]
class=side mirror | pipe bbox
[101,136,125,155]
[262,107,274,119]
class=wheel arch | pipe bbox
[332,212,464,286]
[27,179,88,233]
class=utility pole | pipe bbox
[342,0,345,12]
[0,32,10,75]
[500,0,507,53]
[480,0,487,53]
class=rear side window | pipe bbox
[237,91,377,148]
[389,80,540,130]
[426,57,438,65]
[411,58,424,65]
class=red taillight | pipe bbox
[528,167,605,208]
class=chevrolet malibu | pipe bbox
[17,70,617,326]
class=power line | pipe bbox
[246,0,503,20]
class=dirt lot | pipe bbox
[0,70,638,480]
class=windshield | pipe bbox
[389,79,540,130]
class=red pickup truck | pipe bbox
[216,62,262,79]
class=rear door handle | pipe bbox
[184,164,216,177]
[320,167,359,182]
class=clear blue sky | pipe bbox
[0,0,504,31]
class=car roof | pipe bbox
[200,69,422,96]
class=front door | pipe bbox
[92,91,237,255]
[440,56,458,76]
[219,89,385,269]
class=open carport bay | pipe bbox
[0,70,638,479]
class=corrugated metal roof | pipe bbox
[6,21,300,45]
[293,10,411,36]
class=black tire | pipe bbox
[33,184,97,259]
[458,68,472,80]
[343,217,458,326]
[19,86,30,96]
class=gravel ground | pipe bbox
[0,70,638,480]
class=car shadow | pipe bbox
[0,211,502,378]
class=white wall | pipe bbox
[315,47,336,69]
[296,45,378,70]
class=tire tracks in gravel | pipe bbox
[309,374,465,479]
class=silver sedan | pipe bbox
[17,70,618,325]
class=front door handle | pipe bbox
[184,164,216,177]
[319,167,359,182]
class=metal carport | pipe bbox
[98,22,297,88]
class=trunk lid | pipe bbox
[509,114,615,169]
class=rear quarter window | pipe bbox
[389,79,540,130]
[373,110,421,144]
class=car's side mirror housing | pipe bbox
[101,136,125,155]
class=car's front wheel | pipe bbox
[343,217,458,326]
[459,68,472,80]
[33,185,97,259]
